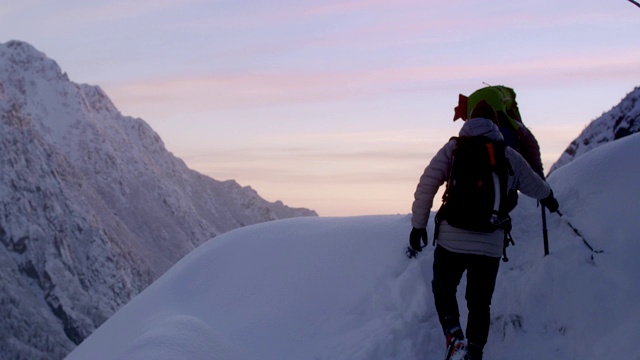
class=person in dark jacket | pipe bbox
[409,101,559,359]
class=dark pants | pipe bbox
[432,245,500,347]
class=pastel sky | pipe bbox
[2,0,639,216]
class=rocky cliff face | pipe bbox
[0,40,316,360]
[550,86,640,173]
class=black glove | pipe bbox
[409,228,428,252]
[540,190,559,213]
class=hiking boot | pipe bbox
[445,326,466,360]
[444,325,464,345]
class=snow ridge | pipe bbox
[0,40,316,360]
[66,133,640,360]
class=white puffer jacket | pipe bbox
[411,118,551,258]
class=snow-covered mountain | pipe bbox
[65,132,640,360]
[0,40,316,360]
[550,86,640,173]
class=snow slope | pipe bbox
[66,132,640,359]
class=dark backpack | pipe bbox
[435,136,516,260]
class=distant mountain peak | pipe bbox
[0,40,315,360]
[2,40,68,82]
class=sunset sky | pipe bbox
[2,0,639,216]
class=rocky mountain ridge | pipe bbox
[0,40,315,360]
[550,86,640,173]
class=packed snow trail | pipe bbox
[66,133,640,360]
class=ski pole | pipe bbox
[541,206,549,256]
[556,210,603,254]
